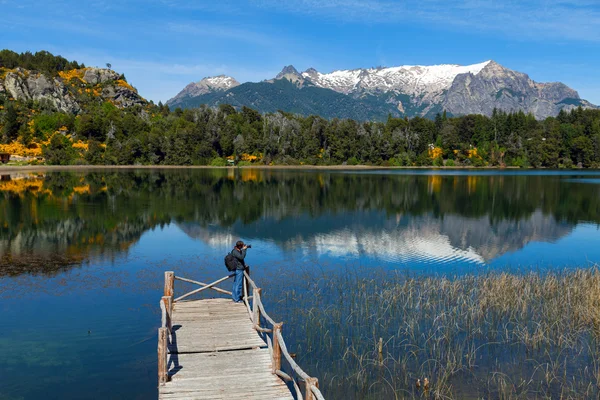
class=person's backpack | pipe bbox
[224,252,238,271]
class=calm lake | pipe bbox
[1,168,600,399]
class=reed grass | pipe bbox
[263,266,600,399]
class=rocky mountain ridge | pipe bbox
[166,75,240,107]
[167,60,596,120]
[0,66,146,113]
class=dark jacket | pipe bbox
[231,248,247,270]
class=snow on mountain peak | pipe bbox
[199,75,240,90]
[301,60,492,98]
[167,75,240,104]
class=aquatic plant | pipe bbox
[263,266,600,399]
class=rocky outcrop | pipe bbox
[3,68,80,113]
[101,85,146,108]
[82,67,120,85]
[438,61,592,119]
[0,67,146,113]
[274,65,306,85]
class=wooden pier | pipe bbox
[158,271,324,400]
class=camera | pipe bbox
[246,244,252,248]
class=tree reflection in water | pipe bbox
[0,168,599,276]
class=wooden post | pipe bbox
[243,273,248,302]
[164,271,174,297]
[305,377,319,400]
[252,288,262,327]
[162,296,172,332]
[244,266,251,300]
[158,327,168,385]
[378,337,383,366]
[272,322,283,373]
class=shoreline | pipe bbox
[0,164,531,173]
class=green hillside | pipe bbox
[169,79,403,121]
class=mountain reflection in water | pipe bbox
[1,168,599,275]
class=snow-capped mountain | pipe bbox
[167,75,239,105]
[302,61,491,98]
[167,61,596,120]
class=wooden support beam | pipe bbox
[243,273,249,303]
[160,298,167,329]
[164,271,174,297]
[242,273,253,319]
[174,276,232,296]
[253,287,262,328]
[158,327,168,385]
[305,377,319,400]
[174,274,233,302]
[272,322,283,373]
[244,266,251,299]
[162,296,172,332]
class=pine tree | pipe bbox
[3,102,20,142]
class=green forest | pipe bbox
[0,49,84,75]
[1,51,600,168]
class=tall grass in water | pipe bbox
[263,267,600,399]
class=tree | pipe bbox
[85,140,105,164]
[42,134,76,165]
[571,136,593,167]
[3,102,20,142]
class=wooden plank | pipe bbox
[159,297,294,399]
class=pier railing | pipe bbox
[158,270,325,400]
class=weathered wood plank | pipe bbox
[159,298,293,400]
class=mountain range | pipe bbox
[167,60,596,120]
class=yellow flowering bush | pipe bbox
[428,146,443,159]
[467,148,480,158]
[58,68,87,83]
[0,67,15,79]
[72,140,89,151]
[116,79,136,92]
[240,153,260,162]
[0,142,42,157]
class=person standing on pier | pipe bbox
[231,240,249,302]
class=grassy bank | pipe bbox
[263,267,600,399]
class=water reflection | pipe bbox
[1,168,599,275]
[179,210,573,266]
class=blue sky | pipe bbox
[2,0,600,104]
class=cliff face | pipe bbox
[0,66,146,113]
[441,61,593,119]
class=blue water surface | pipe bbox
[1,168,600,399]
